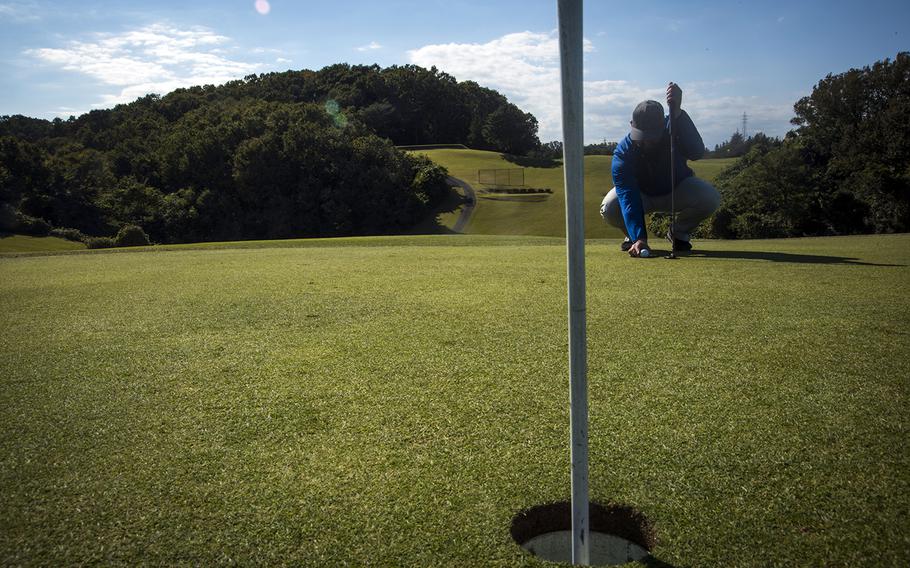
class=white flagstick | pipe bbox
[556,0,589,564]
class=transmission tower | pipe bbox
[742,112,748,139]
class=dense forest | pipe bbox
[0,64,540,244]
[708,52,909,238]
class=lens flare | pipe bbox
[254,0,271,15]
[323,100,348,128]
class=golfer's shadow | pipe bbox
[680,249,904,267]
[641,556,683,568]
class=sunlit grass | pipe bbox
[0,233,86,253]
[1,233,907,566]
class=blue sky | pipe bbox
[1,0,907,147]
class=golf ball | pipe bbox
[640,249,650,258]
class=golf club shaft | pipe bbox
[669,106,676,253]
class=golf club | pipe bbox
[666,97,677,260]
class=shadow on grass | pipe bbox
[641,556,683,568]
[501,153,562,168]
[406,183,463,235]
[688,249,904,267]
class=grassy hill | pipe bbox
[0,233,87,253]
[1,233,907,566]
[414,149,737,238]
[689,156,738,180]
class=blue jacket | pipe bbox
[611,110,705,242]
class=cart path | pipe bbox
[448,176,476,233]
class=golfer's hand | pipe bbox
[629,239,649,257]
[667,82,682,118]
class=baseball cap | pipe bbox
[630,100,666,141]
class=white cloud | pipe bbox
[356,41,383,52]
[26,23,261,108]
[408,31,795,146]
[52,106,85,118]
[409,31,633,143]
[679,90,796,146]
[276,57,292,64]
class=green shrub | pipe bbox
[0,204,16,231]
[114,224,150,247]
[85,236,116,249]
[648,211,715,240]
[50,227,87,242]
[408,154,449,205]
[709,208,737,239]
[647,212,670,239]
[13,211,51,236]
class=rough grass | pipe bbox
[0,233,86,252]
[415,149,736,238]
[1,234,907,566]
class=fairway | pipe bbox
[415,149,737,239]
[1,234,908,566]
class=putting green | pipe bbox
[1,233,907,566]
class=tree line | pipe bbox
[0,64,540,244]
[4,54,905,245]
[707,52,909,238]
[705,131,777,159]
[524,140,619,161]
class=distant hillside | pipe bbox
[416,148,735,238]
[0,64,540,244]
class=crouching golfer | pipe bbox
[600,82,720,257]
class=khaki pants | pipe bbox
[599,176,721,242]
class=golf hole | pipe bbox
[511,501,655,566]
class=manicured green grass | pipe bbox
[415,149,736,238]
[416,148,595,237]
[0,233,86,252]
[688,156,738,181]
[1,234,908,566]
